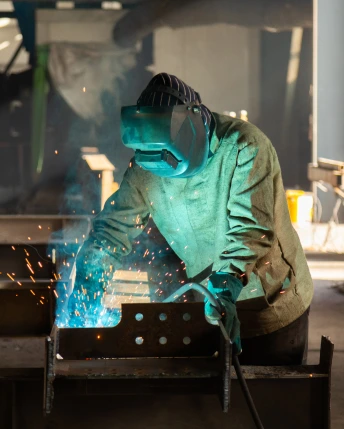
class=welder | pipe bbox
[68,73,313,365]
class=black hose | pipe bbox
[233,355,265,429]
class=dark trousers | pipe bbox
[239,308,310,366]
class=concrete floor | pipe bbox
[307,260,344,429]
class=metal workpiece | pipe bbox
[44,302,232,414]
[0,283,55,336]
[56,303,220,359]
[0,243,56,337]
[0,244,54,281]
[0,337,46,369]
[0,249,56,337]
[0,328,334,428]
[0,215,91,245]
[41,334,333,429]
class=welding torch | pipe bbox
[163,283,265,429]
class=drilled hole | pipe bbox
[159,313,167,321]
[183,313,191,321]
[183,337,191,345]
[135,336,144,345]
[135,313,144,321]
[159,337,167,345]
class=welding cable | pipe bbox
[162,282,221,312]
[233,354,265,429]
[163,283,265,429]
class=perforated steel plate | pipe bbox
[57,302,220,359]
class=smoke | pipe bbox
[46,40,192,328]
[48,42,136,125]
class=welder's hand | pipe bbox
[205,272,243,355]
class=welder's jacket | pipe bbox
[78,113,313,337]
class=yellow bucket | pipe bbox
[286,190,313,224]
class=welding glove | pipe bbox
[68,248,115,328]
[205,272,243,355]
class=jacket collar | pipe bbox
[209,112,221,155]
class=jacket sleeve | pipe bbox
[216,139,276,284]
[76,163,150,275]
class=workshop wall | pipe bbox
[153,24,260,125]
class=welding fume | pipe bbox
[67,72,313,364]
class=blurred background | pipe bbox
[0,1,343,428]
[0,0,315,214]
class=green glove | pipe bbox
[68,246,114,327]
[205,272,243,355]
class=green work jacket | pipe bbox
[78,113,313,337]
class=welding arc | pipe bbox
[233,355,265,429]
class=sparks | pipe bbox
[27,264,34,275]
[30,289,35,295]
[54,290,59,298]
[30,276,36,283]
[6,273,15,281]
[11,246,15,250]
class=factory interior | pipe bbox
[0,1,344,428]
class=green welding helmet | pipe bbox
[121,84,208,178]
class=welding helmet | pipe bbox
[121,83,208,178]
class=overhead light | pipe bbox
[223,111,236,118]
[102,2,122,10]
[0,18,11,28]
[240,110,248,121]
[0,41,10,50]
[14,34,23,41]
[0,2,14,12]
[56,1,75,9]
[264,27,279,33]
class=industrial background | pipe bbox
[0,1,343,428]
